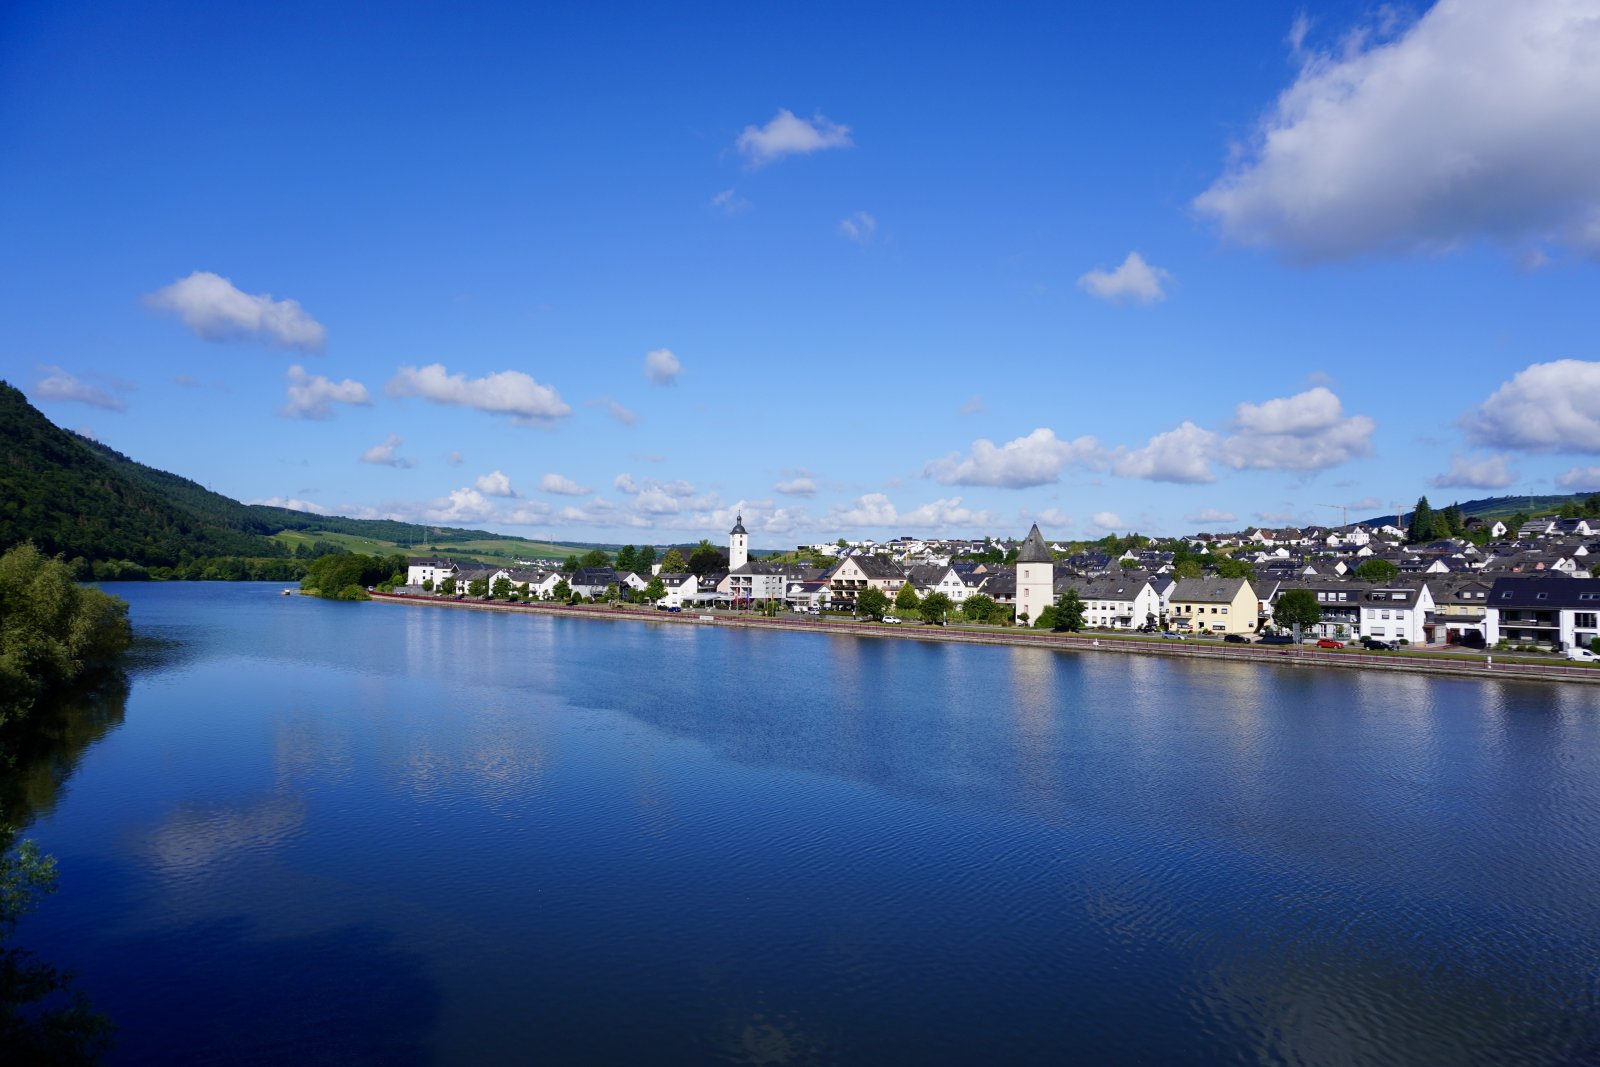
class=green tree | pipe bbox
[439,576,456,596]
[688,540,724,576]
[895,584,921,611]
[491,576,512,600]
[603,582,620,603]
[614,545,638,573]
[1173,558,1203,579]
[1053,588,1086,632]
[1353,558,1398,581]
[552,578,571,602]
[962,594,996,622]
[0,544,131,725]
[660,548,687,572]
[468,577,488,598]
[1407,496,1436,543]
[636,545,656,572]
[421,577,434,592]
[1119,558,1139,570]
[1273,588,1322,632]
[1214,557,1255,579]
[1440,503,1465,536]
[856,587,890,620]
[579,549,610,569]
[562,554,579,573]
[644,577,666,602]
[920,592,953,625]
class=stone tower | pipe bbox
[1015,523,1054,625]
[729,513,749,571]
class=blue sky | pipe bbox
[5,0,1600,547]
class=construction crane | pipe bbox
[1317,503,1352,528]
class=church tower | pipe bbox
[1015,523,1054,625]
[729,513,749,571]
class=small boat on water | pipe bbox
[281,588,294,596]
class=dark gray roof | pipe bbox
[730,513,747,535]
[1015,524,1053,564]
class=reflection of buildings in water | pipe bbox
[1007,646,1061,814]
[143,794,308,878]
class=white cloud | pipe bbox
[899,497,998,529]
[643,348,681,385]
[1186,508,1238,524]
[1464,360,1600,451]
[423,487,495,525]
[283,364,370,419]
[1028,508,1076,530]
[1194,1,1600,259]
[774,476,817,497]
[1111,422,1218,483]
[1432,452,1518,489]
[710,188,750,214]
[827,493,899,527]
[1092,512,1125,532]
[33,366,128,411]
[248,496,332,516]
[1557,466,1600,490]
[474,470,516,497]
[1077,252,1172,304]
[360,434,413,468]
[143,271,326,351]
[387,363,570,423]
[1217,387,1375,471]
[959,394,985,415]
[539,473,590,496]
[839,211,877,244]
[925,428,1104,488]
[735,109,853,168]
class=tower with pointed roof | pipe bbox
[1015,523,1054,625]
[729,513,749,571]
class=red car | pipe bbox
[1316,638,1345,649]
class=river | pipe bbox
[11,582,1600,1064]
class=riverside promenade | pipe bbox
[367,591,1600,686]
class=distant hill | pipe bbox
[1357,492,1597,528]
[0,382,609,566]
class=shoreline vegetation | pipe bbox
[364,590,1600,686]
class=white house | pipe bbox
[1359,583,1435,644]
[406,557,458,587]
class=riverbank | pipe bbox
[366,591,1600,686]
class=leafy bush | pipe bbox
[0,543,130,724]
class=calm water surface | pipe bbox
[14,583,1600,1064]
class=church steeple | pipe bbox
[729,513,749,570]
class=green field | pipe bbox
[272,529,616,564]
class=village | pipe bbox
[400,509,1600,659]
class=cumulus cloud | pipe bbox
[282,364,370,419]
[539,473,590,496]
[1216,387,1375,471]
[839,211,877,244]
[1557,466,1600,490]
[1091,512,1125,532]
[827,493,899,527]
[1077,252,1173,304]
[1431,452,1518,490]
[423,487,495,525]
[33,366,128,411]
[643,348,681,385]
[474,470,516,497]
[1111,422,1218,483]
[1194,1,1600,259]
[900,497,998,528]
[387,363,570,423]
[248,496,332,516]
[925,428,1104,488]
[1463,360,1600,451]
[143,271,326,351]
[360,433,414,468]
[1186,508,1238,524]
[735,109,853,168]
[774,475,817,497]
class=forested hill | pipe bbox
[0,381,534,567]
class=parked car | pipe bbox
[883,616,902,624]
[1223,633,1248,644]
[1361,637,1395,651]
[1316,639,1345,649]
[1160,631,1185,641]
[1566,647,1598,662]
[1258,634,1294,645]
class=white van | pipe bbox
[1565,647,1598,662]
